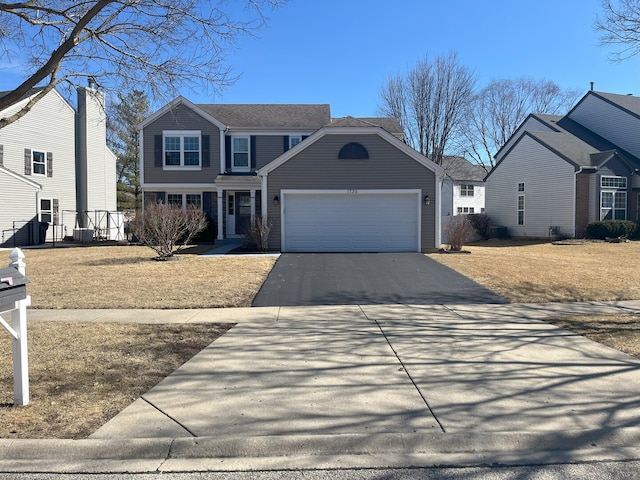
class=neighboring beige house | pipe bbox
[485,90,640,238]
[139,97,445,252]
[0,86,117,246]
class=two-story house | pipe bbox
[139,97,445,252]
[485,90,640,238]
[0,86,116,246]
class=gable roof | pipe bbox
[441,156,487,182]
[198,104,330,129]
[590,91,640,119]
[258,124,445,177]
[0,87,45,109]
[331,116,404,139]
[0,165,42,190]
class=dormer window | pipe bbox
[338,142,369,159]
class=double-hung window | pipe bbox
[232,136,250,171]
[163,131,201,169]
[517,195,525,225]
[166,193,202,211]
[600,176,627,220]
[32,150,46,175]
[460,184,474,197]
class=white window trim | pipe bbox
[39,197,53,223]
[289,135,302,149]
[32,150,46,176]
[231,136,251,172]
[460,184,474,197]
[600,190,627,220]
[601,175,627,189]
[162,130,202,170]
[166,192,203,211]
[517,194,525,226]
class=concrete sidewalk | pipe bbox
[3,300,640,473]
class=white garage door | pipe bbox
[282,191,420,252]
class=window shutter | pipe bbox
[0,145,4,166]
[154,135,163,167]
[250,136,256,169]
[53,199,59,225]
[283,136,289,152]
[24,149,31,175]
[201,135,210,168]
[225,136,231,171]
[47,152,53,177]
[202,192,212,218]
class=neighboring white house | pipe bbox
[440,156,487,244]
[0,86,117,246]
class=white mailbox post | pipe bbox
[0,248,31,406]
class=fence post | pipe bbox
[8,247,29,405]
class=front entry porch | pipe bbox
[215,174,262,240]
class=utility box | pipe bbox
[0,267,29,310]
[489,226,508,239]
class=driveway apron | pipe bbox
[92,305,640,443]
[252,253,507,307]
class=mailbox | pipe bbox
[0,267,29,309]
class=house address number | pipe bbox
[347,189,358,194]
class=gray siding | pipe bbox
[568,94,640,159]
[143,104,221,184]
[255,135,285,169]
[495,117,555,163]
[485,135,576,238]
[265,133,437,251]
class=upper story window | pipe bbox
[163,131,201,169]
[601,176,627,189]
[289,136,302,149]
[32,150,46,175]
[518,182,525,192]
[460,184,474,197]
[232,136,250,171]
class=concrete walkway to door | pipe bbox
[252,253,507,307]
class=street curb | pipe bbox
[1,428,640,473]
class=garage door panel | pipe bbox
[283,192,419,252]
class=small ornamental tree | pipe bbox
[130,202,207,260]
[443,214,474,251]
[244,216,273,252]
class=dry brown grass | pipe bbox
[20,245,276,309]
[0,322,232,439]
[429,240,640,303]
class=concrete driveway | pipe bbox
[84,302,640,471]
[252,253,507,306]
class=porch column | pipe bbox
[217,190,224,240]
[250,189,256,220]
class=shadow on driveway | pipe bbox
[252,253,507,307]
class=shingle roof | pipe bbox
[593,91,640,118]
[330,116,404,139]
[441,156,487,181]
[197,104,331,129]
[0,87,45,108]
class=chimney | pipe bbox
[590,81,594,91]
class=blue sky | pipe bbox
[1,0,639,117]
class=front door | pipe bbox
[226,191,252,236]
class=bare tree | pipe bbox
[130,202,207,260]
[378,52,476,165]
[595,0,640,60]
[462,78,581,171]
[0,0,285,128]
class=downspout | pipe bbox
[435,173,444,250]
[138,126,144,211]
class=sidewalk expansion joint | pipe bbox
[358,305,446,433]
[141,396,197,437]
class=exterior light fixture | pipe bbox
[273,195,279,206]
[424,195,431,206]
